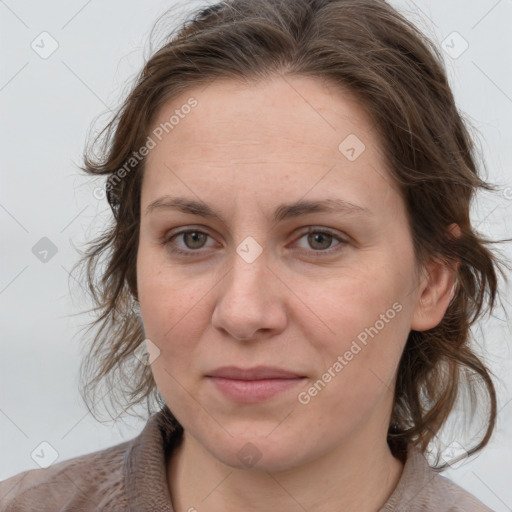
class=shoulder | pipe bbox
[425,471,494,511]
[0,440,131,512]
[0,407,182,512]
[381,445,494,512]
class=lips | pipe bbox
[205,366,306,403]
[206,366,304,380]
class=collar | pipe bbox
[123,407,435,511]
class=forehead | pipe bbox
[147,75,380,160]
[142,75,401,215]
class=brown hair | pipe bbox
[73,0,511,469]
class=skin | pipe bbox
[136,75,458,512]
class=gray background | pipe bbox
[1,0,511,510]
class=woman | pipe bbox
[1,0,508,510]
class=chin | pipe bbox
[203,429,307,473]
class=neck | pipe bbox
[167,421,404,512]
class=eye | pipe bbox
[162,226,348,258]
[163,229,216,256]
[293,228,347,255]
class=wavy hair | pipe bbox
[72,0,511,469]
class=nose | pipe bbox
[211,247,288,341]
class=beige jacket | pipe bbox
[0,408,494,511]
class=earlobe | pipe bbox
[411,223,460,332]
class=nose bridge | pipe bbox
[225,237,269,303]
[212,238,286,340]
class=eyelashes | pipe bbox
[162,226,349,258]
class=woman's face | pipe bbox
[136,75,444,471]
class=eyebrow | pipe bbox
[145,195,373,223]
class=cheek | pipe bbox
[301,259,408,345]
[136,249,205,359]
[297,303,408,437]
[139,282,207,359]
[297,255,412,398]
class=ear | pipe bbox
[410,223,460,332]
